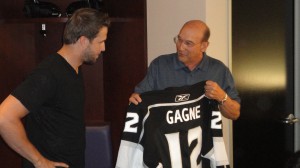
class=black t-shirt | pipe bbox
[116,81,230,168]
[12,53,85,168]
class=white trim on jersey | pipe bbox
[116,140,146,168]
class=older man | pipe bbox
[129,20,240,120]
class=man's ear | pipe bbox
[77,36,90,48]
[200,41,209,52]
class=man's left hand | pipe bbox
[204,80,226,102]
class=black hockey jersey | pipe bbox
[116,81,230,168]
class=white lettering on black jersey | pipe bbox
[116,81,230,168]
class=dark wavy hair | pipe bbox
[63,8,110,44]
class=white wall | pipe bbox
[146,0,203,64]
[147,0,233,165]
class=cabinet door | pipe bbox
[232,0,295,167]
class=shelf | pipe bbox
[0,17,144,24]
[5,17,68,24]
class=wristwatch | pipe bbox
[219,93,228,105]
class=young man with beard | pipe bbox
[0,8,110,168]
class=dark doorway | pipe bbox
[232,0,295,168]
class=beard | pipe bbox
[82,47,101,65]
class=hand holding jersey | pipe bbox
[203,80,226,102]
[203,81,240,120]
[129,93,142,105]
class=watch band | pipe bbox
[219,93,228,105]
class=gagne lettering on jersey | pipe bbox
[166,105,201,124]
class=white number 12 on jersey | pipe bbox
[164,112,222,168]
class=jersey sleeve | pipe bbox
[201,103,231,168]
[116,103,146,168]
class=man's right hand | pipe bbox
[34,157,69,168]
[129,93,142,105]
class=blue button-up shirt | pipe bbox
[135,52,240,103]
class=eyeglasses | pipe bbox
[173,36,201,48]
